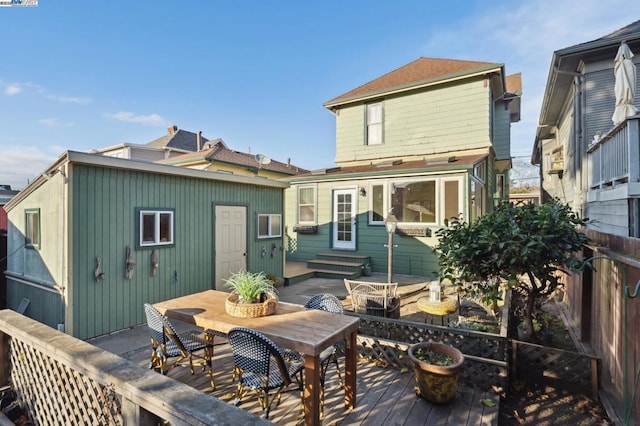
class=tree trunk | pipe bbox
[523,292,536,340]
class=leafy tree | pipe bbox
[435,200,589,340]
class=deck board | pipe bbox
[122,342,497,425]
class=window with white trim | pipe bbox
[298,186,316,224]
[25,208,40,249]
[369,183,386,224]
[258,214,281,238]
[366,102,383,145]
[138,209,174,247]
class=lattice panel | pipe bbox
[357,316,508,361]
[9,338,123,425]
[356,336,507,392]
[515,341,597,393]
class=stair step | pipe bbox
[312,269,361,279]
[307,259,363,268]
[317,253,370,261]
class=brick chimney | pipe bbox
[167,125,178,135]
[197,131,202,151]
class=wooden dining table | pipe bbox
[153,290,360,425]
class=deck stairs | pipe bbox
[284,253,371,286]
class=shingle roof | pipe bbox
[324,57,503,108]
[291,154,486,181]
[146,126,209,151]
[505,73,522,95]
[158,144,309,176]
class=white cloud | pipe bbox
[4,84,22,96]
[47,95,92,104]
[39,118,74,128]
[0,147,57,191]
[421,0,640,158]
[105,111,166,126]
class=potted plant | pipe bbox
[407,341,464,403]
[224,270,278,318]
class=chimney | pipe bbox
[167,125,177,135]
[197,131,202,151]
[287,158,291,168]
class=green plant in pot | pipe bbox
[224,270,278,318]
[407,342,464,403]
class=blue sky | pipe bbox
[1,1,639,190]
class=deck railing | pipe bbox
[0,309,269,426]
[588,116,640,190]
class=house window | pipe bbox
[366,102,383,145]
[298,187,316,224]
[550,148,564,172]
[25,209,40,249]
[496,174,506,199]
[473,161,486,183]
[443,180,460,223]
[391,179,436,224]
[258,214,281,238]
[470,179,485,222]
[369,184,386,224]
[137,208,174,248]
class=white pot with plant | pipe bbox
[224,270,278,318]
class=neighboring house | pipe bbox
[532,21,640,420]
[532,21,640,237]
[4,151,288,340]
[284,57,521,278]
[157,139,309,179]
[91,125,204,161]
[1,184,21,233]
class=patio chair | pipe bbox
[304,294,344,411]
[344,279,399,317]
[143,303,215,389]
[228,327,304,419]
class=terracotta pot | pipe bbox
[407,342,464,403]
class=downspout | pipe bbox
[63,163,71,335]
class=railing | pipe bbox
[588,116,640,190]
[0,310,269,426]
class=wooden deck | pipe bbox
[123,340,499,425]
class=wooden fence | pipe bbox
[0,309,269,426]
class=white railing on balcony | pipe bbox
[0,310,269,426]
[588,116,640,190]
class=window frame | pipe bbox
[368,182,387,225]
[25,208,41,249]
[365,101,384,145]
[297,186,316,225]
[257,214,282,239]
[136,208,175,249]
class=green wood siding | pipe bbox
[493,102,511,160]
[334,78,491,164]
[70,164,284,339]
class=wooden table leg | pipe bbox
[303,354,320,425]
[344,331,357,409]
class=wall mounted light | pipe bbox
[360,187,367,197]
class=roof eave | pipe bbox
[324,65,504,110]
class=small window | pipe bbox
[137,208,174,248]
[473,161,486,183]
[369,184,386,224]
[298,187,316,224]
[366,102,383,145]
[25,209,40,249]
[258,214,282,238]
[496,174,506,199]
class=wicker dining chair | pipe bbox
[227,327,304,419]
[143,303,216,389]
[304,293,344,410]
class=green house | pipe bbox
[284,57,522,277]
[4,151,287,339]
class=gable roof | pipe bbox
[157,144,309,176]
[505,73,522,95]
[324,57,504,109]
[146,125,209,152]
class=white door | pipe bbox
[215,205,247,288]
[333,189,357,250]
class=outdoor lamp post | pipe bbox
[384,214,398,283]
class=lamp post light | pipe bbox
[384,214,398,283]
